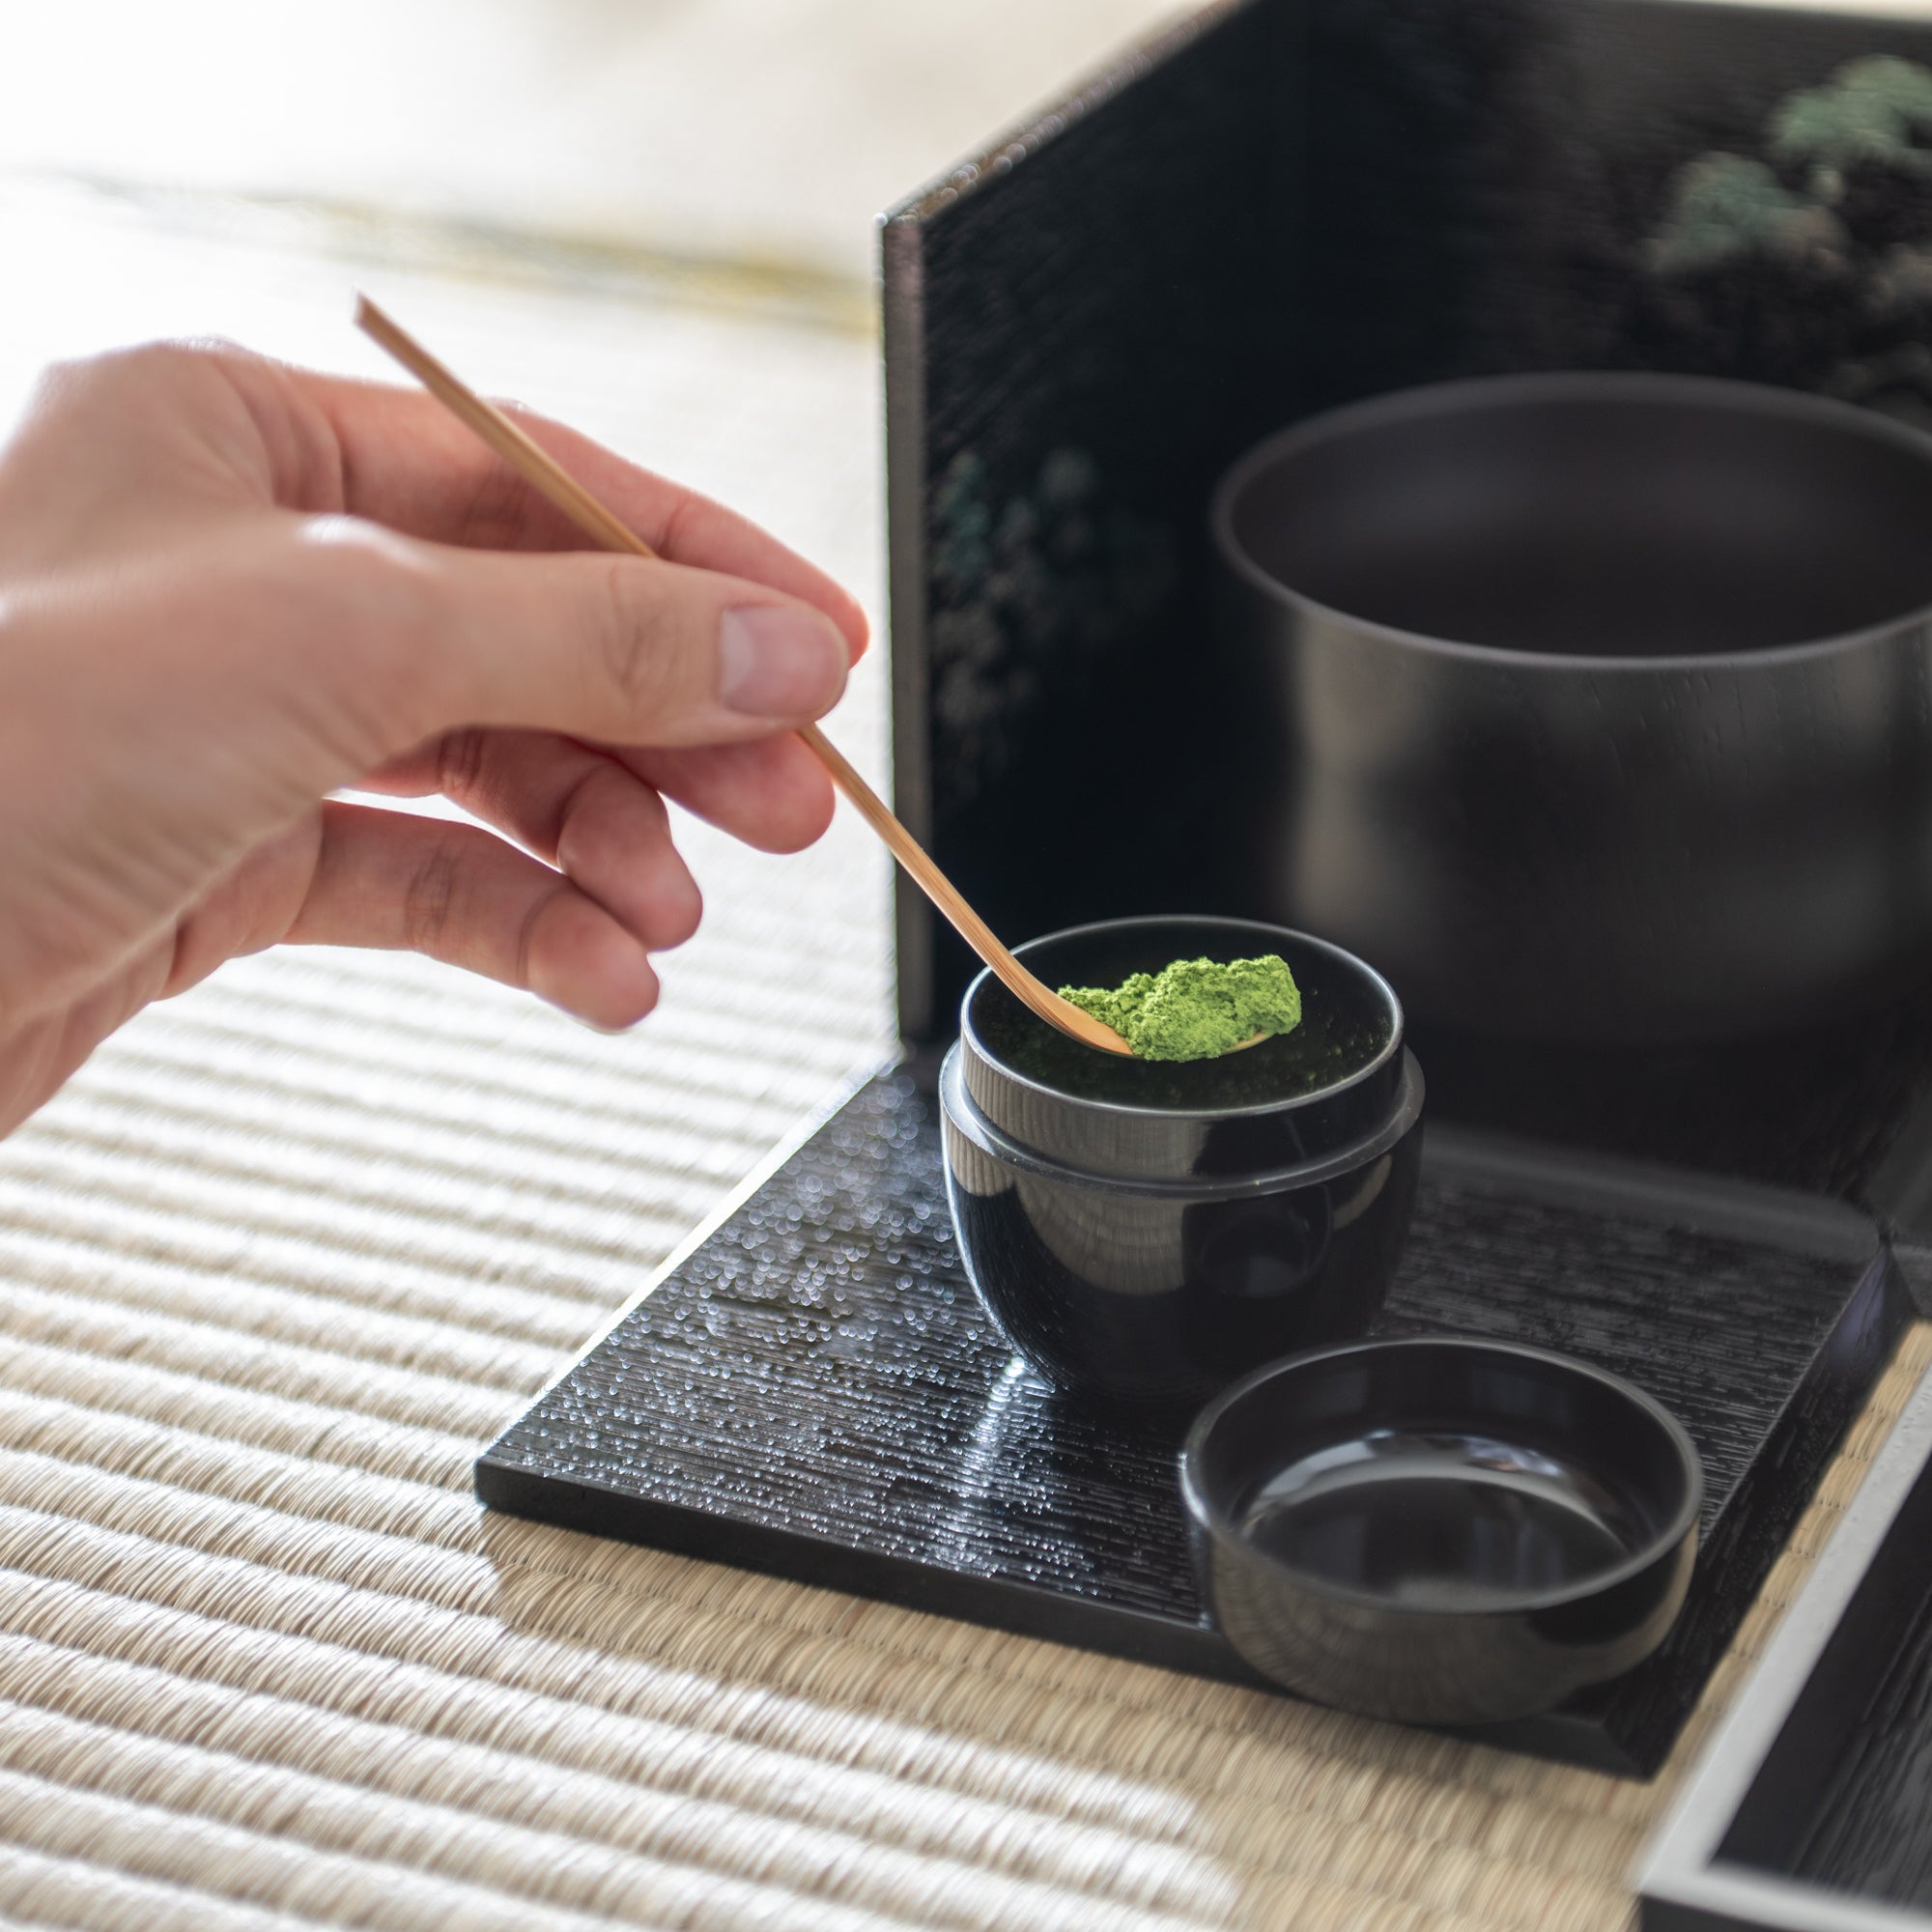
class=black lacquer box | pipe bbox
[1640,1349,1932,1929]
[481,0,1932,1779]
[482,1070,1913,1776]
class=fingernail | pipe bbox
[718,605,848,718]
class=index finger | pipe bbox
[288,364,868,661]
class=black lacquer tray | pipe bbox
[477,1063,1913,1778]
[1640,1356,1932,1928]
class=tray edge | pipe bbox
[1638,1350,1932,1930]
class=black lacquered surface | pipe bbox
[962,917,1402,1179]
[1213,373,1932,1046]
[888,0,1932,1066]
[1790,1591,1932,1905]
[1709,1402,1932,1913]
[1183,1339,1700,1724]
[1223,374,1932,657]
[943,1047,1424,1405]
[1640,1365,1932,1928]
[479,1067,1909,1776]
[945,915,1420,1405]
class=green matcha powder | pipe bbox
[1059,953,1303,1062]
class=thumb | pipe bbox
[305,521,855,755]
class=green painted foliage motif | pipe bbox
[926,448,1173,813]
[1770,55,1932,180]
[1644,56,1932,419]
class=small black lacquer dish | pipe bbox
[938,915,1425,1406]
[1181,1337,1702,1724]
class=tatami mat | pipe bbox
[5,911,1925,1932]
[1,1256,1923,1932]
[1,178,1926,1930]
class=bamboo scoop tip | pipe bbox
[1038,990,1136,1056]
[1034,988,1270,1060]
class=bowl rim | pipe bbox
[1179,1333,1705,1617]
[1209,368,1932,672]
[941,1039,1424,1198]
[961,914,1405,1122]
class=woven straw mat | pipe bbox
[1,871,1922,1932]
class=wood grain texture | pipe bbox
[1763,1432,1932,1913]
[1641,1351,1932,1929]
[479,1065,1912,1778]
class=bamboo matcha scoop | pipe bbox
[353,295,1136,1056]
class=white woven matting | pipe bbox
[4,955,1920,1932]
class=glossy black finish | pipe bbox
[1640,1365,1932,1931]
[884,0,1932,1206]
[477,1068,1912,1776]
[882,0,1297,1042]
[886,0,1932,1068]
[960,917,1406,1179]
[1213,373,1932,1044]
[1183,1337,1701,1724]
[944,1051,1424,1406]
[942,916,1424,1404]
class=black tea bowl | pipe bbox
[1211,371,1932,1042]
[939,916,1424,1406]
[1181,1338,1702,1725]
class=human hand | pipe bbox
[0,340,867,1136]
